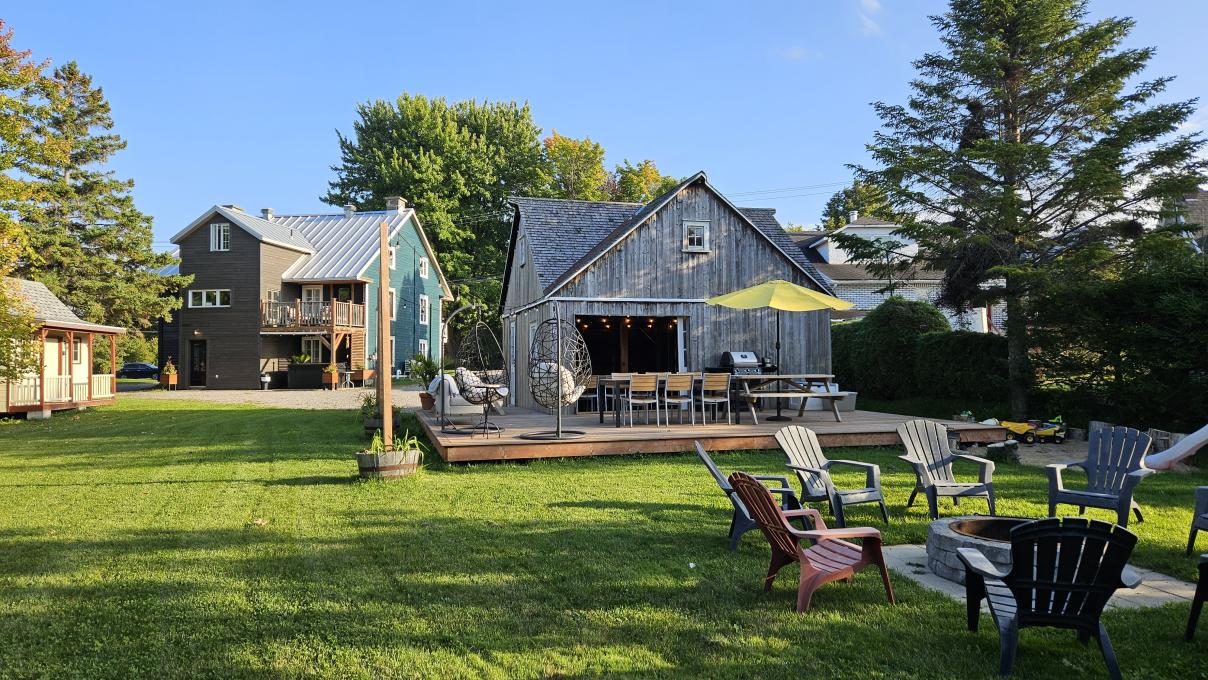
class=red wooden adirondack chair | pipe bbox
[728,471,896,613]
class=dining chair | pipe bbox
[660,373,696,425]
[622,374,661,426]
[699,373,732,424]
[577,374,600,413]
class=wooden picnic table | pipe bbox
[731,373,850,424]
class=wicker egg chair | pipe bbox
[451,320,509,437]
[520,316,592,440]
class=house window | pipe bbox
[418,338,429,358]
[683,221,710,253]
[301,286,323,303]
[188,289,231,308]
[389,289,397,320]
[418,294,429,325]
[210,223,230,252]
[266,290,280,303]
[301,336,322,363]
[419,256,429,279]
[389,246,397,270]
[72,338,83,363]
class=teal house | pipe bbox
[165,197,450,389]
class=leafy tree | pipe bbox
[819,180,900,230]
[15,61,188,330]
[0,21,44,380]
[856,297,950,399]
[854,0,1206,417]
[543,130,609,201]
[607,159,680,203]
[324,94,550,324]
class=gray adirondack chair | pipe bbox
[776,425,888,528]
[693,441,802,551]
[1189,487,1208,555]
[1047,426,1152,527]
[897,419,996,520]
[959,517,1141,679]
[1188,554,1207,641]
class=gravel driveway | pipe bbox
[124,385,425,411]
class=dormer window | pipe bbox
[210,223,230,251]
[419,256,429,279]
[683,220,710,253]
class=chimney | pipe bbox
[385,196,407,213]
[261,208,274,221]
[848,210,859,223]
[344,204,356,218]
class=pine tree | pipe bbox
[819,180,901,230]
[17,61,187,330]
[856,0,1205,417]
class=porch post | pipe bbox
[86,333,94,401]
[38,328,47,408]
[109,334,117,395]
[66,331,74,403]
[377,220,393,447]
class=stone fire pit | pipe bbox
[926,516,1031,584]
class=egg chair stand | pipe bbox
[520,307,592,440]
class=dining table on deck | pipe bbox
[730,373,850,424]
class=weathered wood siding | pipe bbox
[503,185,832,410]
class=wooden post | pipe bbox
[109,334,117,395]
[38,328,46,408]
[66,331,74,403]
[377,220,393,449]
[86,333,94,401]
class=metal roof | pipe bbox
[270,210,411,282]
[171,205,314,253]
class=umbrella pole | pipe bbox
[768,308,791,422]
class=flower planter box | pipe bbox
[356,448,420,480]
[322,371,339,389]
[419,391,435,411]
[159,374,177,390]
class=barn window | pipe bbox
[683,221,710,253]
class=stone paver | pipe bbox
[121,385,424,411]
[884,544,1194,610]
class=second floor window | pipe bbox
[419,256,429,279]
[417,338,429,358]
[188,289,231,308]
[682,221,710,253]
[210,223,230,251]
[418,294,430,325]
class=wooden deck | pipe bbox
[418,407,1007,462]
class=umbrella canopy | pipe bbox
[705,279,854,312]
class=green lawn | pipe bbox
[0,398,1204,679]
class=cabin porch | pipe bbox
[1,326,120,418]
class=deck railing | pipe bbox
[5,375,116,407]
[261,300,366,329]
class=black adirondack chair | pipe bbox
[776,425,888,527]
[693,441,802,551]
[959,517,1141,679]
[897,419,997,520]
[1189,554,1207,642]
[1187,486,1208,555]
[1047,426,1153,527]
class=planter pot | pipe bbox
[419,391,435,411]
[160,374,177,389]
[363,413,403,435]
[356,448,421,479]
[287,363,324,389]
[322,372,338,388]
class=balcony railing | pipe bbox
[261,300,366,330]
[6,375,115,407]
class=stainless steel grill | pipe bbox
[720,351,763,376]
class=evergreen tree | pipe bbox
[0,21,45,380]
[855,0,1205,417]
[543,130,609,200]
[16,61,187,330]
[819,180,900,230]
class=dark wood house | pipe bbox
[500,171,834,410]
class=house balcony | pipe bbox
[261,301,366,333]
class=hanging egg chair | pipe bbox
[520,313,592,440]
[451,320,509,437]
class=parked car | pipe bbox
[117,362,160,379]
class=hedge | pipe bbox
[839,297,948,399]
[913,330,1008,401]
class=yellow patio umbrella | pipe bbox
[707,279,853,420]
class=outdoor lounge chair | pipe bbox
[1189,486,1208,555]
[958,517,1141,679]
[728,470,896,613]
[1047,426,1152,527]
[897,419,996,520]
[1188,554,1207,641]
[776,425,888,527]
[694,442,801,551]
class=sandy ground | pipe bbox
[122,385,425,411]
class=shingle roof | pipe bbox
[848,215,897,226]
[815,263,945,282]
[507,172,832,297]
[5,278,125,333]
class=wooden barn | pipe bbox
[499,171,836,411]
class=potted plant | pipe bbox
[356,429,423,479]
[160,358,178,389]
[360,393,404,433]
[321,364,339,389]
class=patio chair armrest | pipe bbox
[828,459,882,488]
[827,459,878,472]
[752,474,793,488]
[953,454,995,483]
[793,526,881,542]
[1120,565,1143,589]
[787,464,827,478]
[898,455,929,480]
[782,507,827,530]
[957,547,1008,580]
[1119,467,1155,496]
[1194,486,1208,517]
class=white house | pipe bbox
[791,213,1001,332]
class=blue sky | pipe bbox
[9,0,1207,248]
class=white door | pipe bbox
[676,317,689,372]
[508,320,517,406]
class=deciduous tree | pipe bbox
[543,130,608,201]
[607,159,680,203]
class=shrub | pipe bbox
[855,297,949,399]
[830,321,866,391]
[914,330,1008,401]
